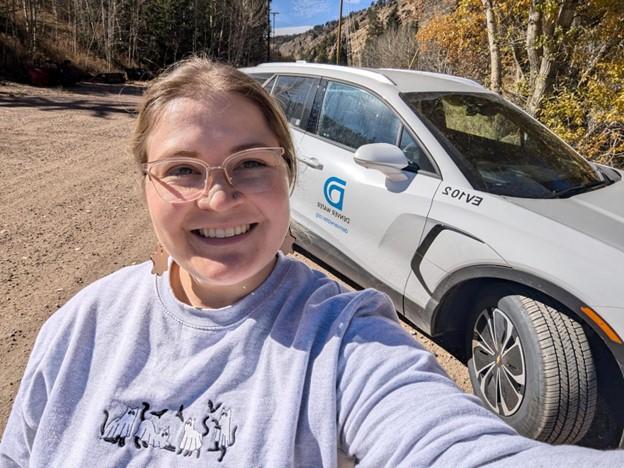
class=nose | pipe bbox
[195,169,242,211]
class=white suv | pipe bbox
[241,63,624,448]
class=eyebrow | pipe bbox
[162,142,274,159]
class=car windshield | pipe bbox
[402,92,606,198]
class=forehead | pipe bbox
[157,93,266,132]
[146,93,278,160]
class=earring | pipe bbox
[280,226,296,255]
[150,243,169,276]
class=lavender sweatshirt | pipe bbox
[1,254,623,467]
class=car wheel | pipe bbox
[467,288,597,444]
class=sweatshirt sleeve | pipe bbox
[335,293,624,468]
[0,308,68,467]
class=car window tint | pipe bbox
[399,129,434,173]
[271,76,317,129]
[317,81,401,149]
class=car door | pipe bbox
[292,79,442,309]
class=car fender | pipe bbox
[425,263,624,379]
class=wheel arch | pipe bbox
[428,265,624,375]
[427,265,624,448]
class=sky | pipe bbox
[272,0,367,36]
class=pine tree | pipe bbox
[366,7,383,39]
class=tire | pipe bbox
[466,287,597,444]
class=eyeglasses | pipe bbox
[142,147,287,203]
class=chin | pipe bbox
[186,254,276,288]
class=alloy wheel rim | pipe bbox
[471,306,526,416]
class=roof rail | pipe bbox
[255,62,394,85]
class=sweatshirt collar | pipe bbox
[154,252,290,329]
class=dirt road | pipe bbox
[0,81,469,434]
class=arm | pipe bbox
[0,312,64,466]
[336,311,623,467]
[0,372,47,467]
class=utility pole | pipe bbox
[267,0,271,62]
[272,12,280,39]
[336,0,344,65]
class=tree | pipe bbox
[360,23,418,68]
[0,0,270,74]
[416,0,624,167]
[524,0,580,115]
[481,0,501,93]
[386,3,401,30]
[366,6,383,39]
[415,1,488,79]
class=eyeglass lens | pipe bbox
[147,148,286,202]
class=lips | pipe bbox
[192,223,254,239]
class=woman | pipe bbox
[1,58,623,467]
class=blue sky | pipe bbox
[272,0,367,36]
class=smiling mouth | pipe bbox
[192,223,255,239]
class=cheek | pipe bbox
[146,187,182,241]
[265,186,291,224]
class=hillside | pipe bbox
[0,0,270,80]
[273,0,453,66]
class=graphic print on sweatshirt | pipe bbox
[99,399,237,461]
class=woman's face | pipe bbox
[144,93,290,296]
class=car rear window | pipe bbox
[271,75,317,129]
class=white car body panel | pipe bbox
[507,181,624,253]
[427,187,624,311]
[420,229,507,280]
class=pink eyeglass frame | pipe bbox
[141,146,287,203]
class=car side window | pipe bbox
[317,81,401,150]
[271,76,317,129]
[399,128,435,173]
[248,73,275,86]
[262,76,276,93]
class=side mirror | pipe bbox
[354,143,410,182]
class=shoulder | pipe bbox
[35,262,154,353]
[282,254,391,304]
[55,261,153,316]
[74,261,154,299]
[278,254,399,333]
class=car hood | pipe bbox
[505,179,624,252]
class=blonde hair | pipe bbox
[132,57,296,187]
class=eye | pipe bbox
[165,164,201,177]
[236,158,268,170]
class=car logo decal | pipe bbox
[323,177,347,211]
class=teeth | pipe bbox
[198,224,251,239]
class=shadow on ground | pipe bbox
[0,82,143,118]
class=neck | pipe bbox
[170,257,277,309]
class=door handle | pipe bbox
[297,156,324,170]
